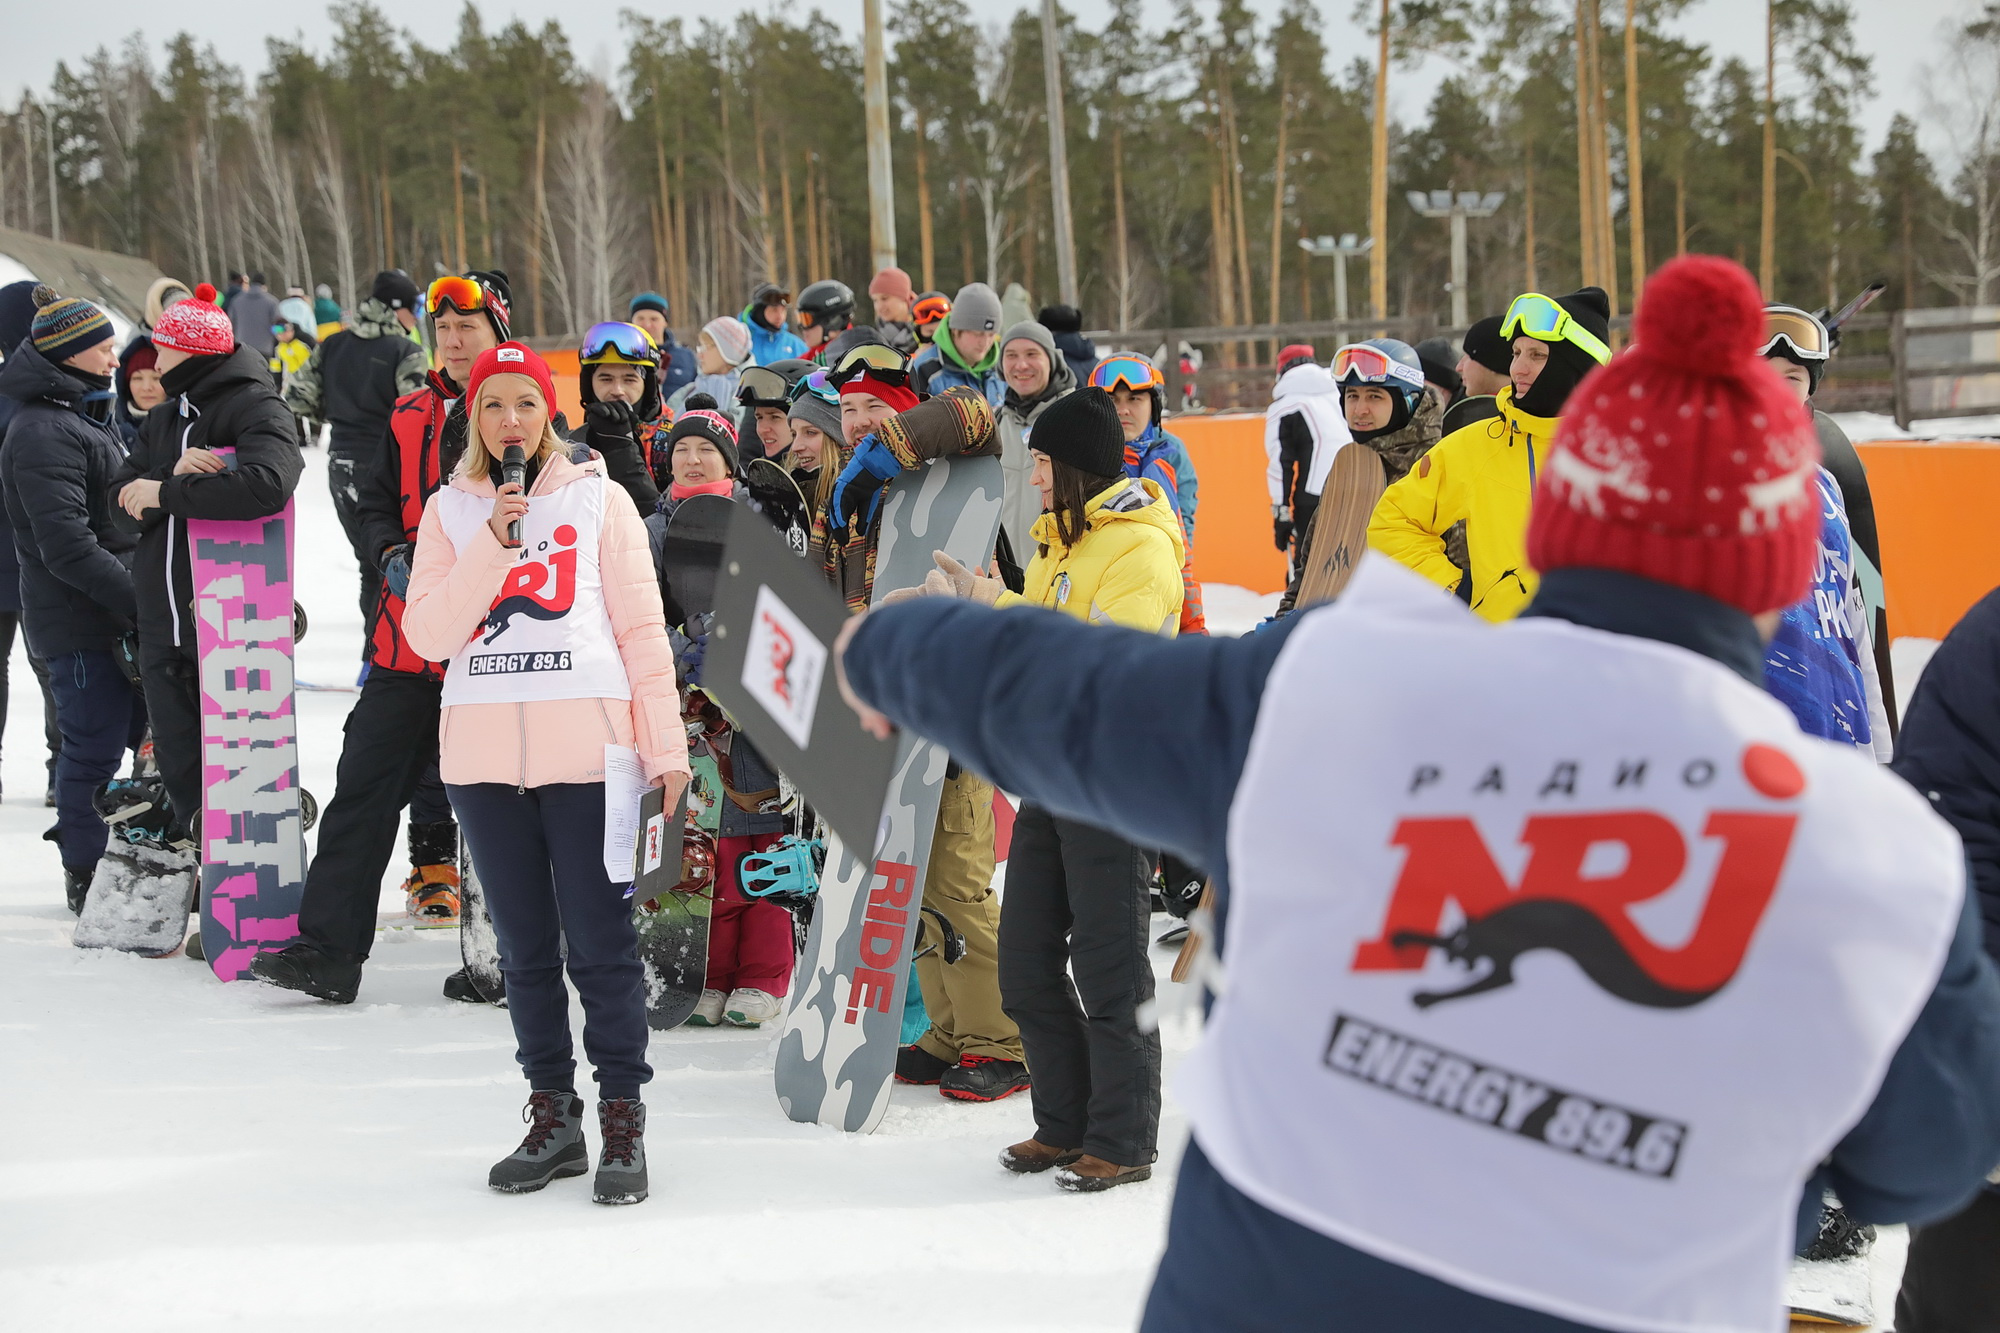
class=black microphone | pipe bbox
[502,444,526,548]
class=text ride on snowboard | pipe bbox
[192,475,307,979]
[772,453,1004,1133]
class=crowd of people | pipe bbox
[3,242,1999,1328]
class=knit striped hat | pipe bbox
[29,286,113,363]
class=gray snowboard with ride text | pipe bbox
[773,453,1003,1133]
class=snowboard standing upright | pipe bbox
[190,455,307,979]
[773,454,1004,1133]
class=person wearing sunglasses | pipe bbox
[570,321,662,515]
[1368,286,1610,623]
[1089,352,1206,635]
[738,282,808,365]
[256,271,512,1005]
[283,269,429,624]
[910,282,1007,408]
[912,291,951,349]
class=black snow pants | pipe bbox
[138,636,202,840]
[1895,1188,2000,1333]
[296,668,445,963]
[998,802,1162,1167]
[326,454,378,632]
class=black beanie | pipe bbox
[667,394,741,476]
[1413,337,1462,396]
[1556,286,1612,343]
[1032,387,1125,478]
[372,269,421,311]
[1461,315,1511,375]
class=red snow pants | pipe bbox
[704,832,794,995]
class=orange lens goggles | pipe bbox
[427,275,505,322]
[913,296,952,324]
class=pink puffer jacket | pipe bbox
[402,452,690,789]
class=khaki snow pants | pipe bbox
[914,769,1025,1064]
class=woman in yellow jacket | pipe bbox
[1367,287,1610,622]
[923,386,1181,1195]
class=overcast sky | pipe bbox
[0,0,1976,161]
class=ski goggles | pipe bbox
[426,274,508,323]
[1088,354,1165,394]
[790,369,841,407]
[737,364,799,407]
[1331,343,1426,391]
[912,294,952,325]
[578,321,659,367]
[1501,292,1611,365]
[827,341,912,388]
[1759,306,1830,363]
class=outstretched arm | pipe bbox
[841,597,1304,872]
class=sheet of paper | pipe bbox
[602,744,647,887]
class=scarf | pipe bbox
[669,477,737,502]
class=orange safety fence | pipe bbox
[1167,413,2000,642]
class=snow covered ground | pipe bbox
[0,450,1938,1328]
[0,448,1202,1331]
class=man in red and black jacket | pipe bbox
[252,271,507,1005]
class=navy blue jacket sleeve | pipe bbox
[1824,887,2000,1228]
[1892,588,2000,958]
[843,598,1304,910]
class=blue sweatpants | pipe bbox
[448,781,652,1100]
[45,649,144,871]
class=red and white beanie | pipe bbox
[151,282,235,356]
[1525,254,1821,616]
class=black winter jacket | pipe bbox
[0,343,138,655]
[117,345,303,649]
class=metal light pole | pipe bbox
[1041,0,1079,307]
[1406,189,1506,326]
[25,93,59,242]
[1298,233,1374,324]
[862,0,897,273]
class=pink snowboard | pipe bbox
[190,474,306,980]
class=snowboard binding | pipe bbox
[913,906,967,965]
[93,776,194,853]
[740,834,823,909]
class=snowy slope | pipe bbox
[0,448,1195,1331]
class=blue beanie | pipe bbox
[630,291,670,318]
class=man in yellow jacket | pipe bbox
[1368,287,1610,621]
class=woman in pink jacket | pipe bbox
[403,343,689,1206]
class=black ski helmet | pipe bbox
[797,279,855,335]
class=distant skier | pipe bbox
[829,255,2000,1333]
[1264,342,1349,577]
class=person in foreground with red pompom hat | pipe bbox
[114,285,302,875]
[824,254,2000,1330]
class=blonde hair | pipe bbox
[458,374,566,481]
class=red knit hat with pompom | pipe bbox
[1525,254,1821,616]
[152,285,234,356]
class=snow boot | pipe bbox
[593,1098,648,1205]
[1001,1139,1082,1174]
[685,989,726,1027]
[896,1044,952,1085]
[64,865,93,914]
[723,988,782,1027]
[404,821,461,924]
[489,1091,590,1193]
[443,966,503,1003]
[250,943,362,1004]
[941,1055,1030,1103]
[185,930,204,961]
[1054,1155,1153,1193]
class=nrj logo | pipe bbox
[1356,744,1805,1010]
[742,584,827,748]
[480,522,578,643]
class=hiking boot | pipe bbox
[686,989,726,1027]
[723,987,782,1027]
[1054,1155,1154,1193]
[941,1055,1030,1103]
[895,1044,952,1086]
[403,863,461,925]
[443,966,503,1003]
[250,943,362,1004]
[593,1098,648,1205]
[490,1090,590,1193]
[64,865,93,915]
[1000,1139,1083,1174]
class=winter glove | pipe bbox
[829,432,904,529]
[1273,505,1294,552]
[930,551,1004,605]
[380,543,413,602]
[584,398,639,439]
